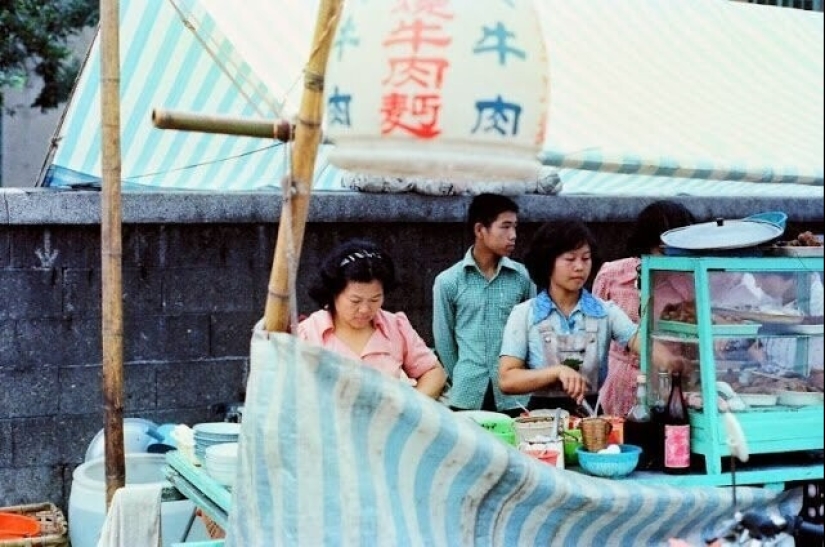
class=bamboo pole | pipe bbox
[100,0,125,507]
[263,0,343,332]
[152,109,294,141]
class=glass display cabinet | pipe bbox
[639,254,824,485]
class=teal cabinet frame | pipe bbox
[639,255,824,485]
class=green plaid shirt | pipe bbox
[432,247,535,411]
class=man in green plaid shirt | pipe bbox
[433,194,535,415]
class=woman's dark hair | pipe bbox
[524,221,597,291]
[626,200,696,257]
[467,193,519,231]
[307,239,398,310]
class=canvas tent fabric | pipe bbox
[227,329,801,546]
[41,0,823,196]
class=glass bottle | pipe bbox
[650,369,670,470]
[663,371,690,475]
[624,373,654,469]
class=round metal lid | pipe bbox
[660,218,784,251]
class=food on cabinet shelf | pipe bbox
[727,373,820,394]
[660,301,751,324]
[777,231,822,247]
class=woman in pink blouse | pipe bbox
[593,201,696,416]
[297,239,447,399]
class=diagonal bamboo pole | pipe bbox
[263,0,343,332]
[100,0,125,507]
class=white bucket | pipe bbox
[68,453,208,547]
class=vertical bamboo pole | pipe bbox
[100,0,125,507]
[263,0,343,332]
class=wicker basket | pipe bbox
[196,509,226,540]
[0,502,67,547]
[580,417,612,452]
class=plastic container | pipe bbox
[576,444,642,478]
[0,512,40,540]
[513,416,558,444]
[744,211,787,231]
[521,446,560,467]
[84,418,162,462]
[563,429,583,466]
[69,453,206,547]
[455,411,517,446]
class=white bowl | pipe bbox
[193,422,241,436]
[205,442,238,459]
[205,459,237,487]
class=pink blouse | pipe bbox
[297,309,439,380]
[593,259,729,416]
[593,257,641,417]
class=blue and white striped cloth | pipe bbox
[226,329,799,546]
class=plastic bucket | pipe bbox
[68,453,206,547]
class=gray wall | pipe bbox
[1,189,822,513]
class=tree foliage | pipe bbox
[1,0,99,111]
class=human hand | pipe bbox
[554,365,588,403]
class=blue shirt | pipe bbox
[433,247,535,410]
[500,290,638,389]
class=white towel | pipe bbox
[96,484,163,547]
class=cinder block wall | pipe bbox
[1,190,822,512]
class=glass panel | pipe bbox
[650,270,695,327]
[707,269,824,406]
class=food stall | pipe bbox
[637,220,824,488]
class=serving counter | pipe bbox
[163,442,822,543]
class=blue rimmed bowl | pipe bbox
[576,444,642,478]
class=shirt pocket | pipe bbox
[495,294,524,323]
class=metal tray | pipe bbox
[657,319,761,337]
[764,245,823,258]
[759,323,824,335]
[776,390,824,407]
[712,307,805,325]
[738,393,779,407]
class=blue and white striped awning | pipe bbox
[42,0,823,196]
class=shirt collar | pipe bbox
[461,246,520,276]
[316,309,391,339]
[532,289,607,325]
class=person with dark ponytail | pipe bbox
[593,200,696,416]
[298,238,447,399]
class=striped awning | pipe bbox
[42,0,823,195]
[227,330,802,546]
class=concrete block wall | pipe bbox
[0,224,253,509]
[1,189,822,513]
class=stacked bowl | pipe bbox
[204,442,239,488]
[193,422,240,463]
